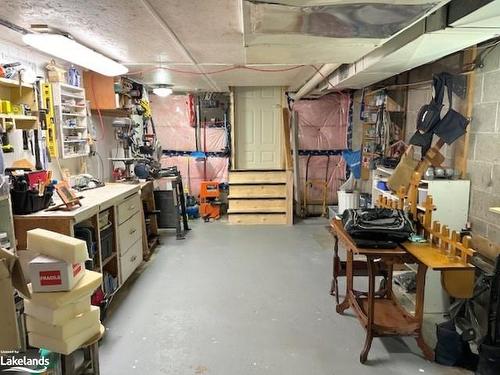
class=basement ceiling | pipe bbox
[0,0,448,91]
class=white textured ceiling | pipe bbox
[0,0,447,91]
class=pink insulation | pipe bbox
[160,156,229,197]
[293,93,350,205]
[151,95,227,152]
[293,93,349,150]
[298,156,346,204]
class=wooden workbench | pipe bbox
[14,183,144,293]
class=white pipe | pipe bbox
[293,63,340,101]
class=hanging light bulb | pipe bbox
[153,85,173,97]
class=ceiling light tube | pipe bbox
[22,33,128,76]
[153,86,173,97]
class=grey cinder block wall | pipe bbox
[468,45,500,244]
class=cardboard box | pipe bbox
[24,297,91,326]
[29,255,85,293]
[0,248,31,351]
[28,270,102,309]
[26,305,100,340]
[17,249,39,283]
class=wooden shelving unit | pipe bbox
[51,82,90,159]
[0,77,38,130]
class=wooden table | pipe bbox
[330,219,433,363]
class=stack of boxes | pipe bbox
[24,228,104,355]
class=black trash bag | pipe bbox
[476,343,500,375]
[435,320,478,371]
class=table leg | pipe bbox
[90,342,101,375]
[336,249,352,314]
[414,262,434,361]
[61,353,75,375]
[360,256,375,364]
[330,234,340,304]
[385,263,394,299]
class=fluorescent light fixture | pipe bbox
[153,86,173,97]
[22,33,128,76]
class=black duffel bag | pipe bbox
[342,208,414,247]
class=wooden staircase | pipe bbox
[228,170,293,224]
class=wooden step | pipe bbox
[228,199,286,212]
[228,213,287,225]
[229,170,287,184]
[228,184,287,199]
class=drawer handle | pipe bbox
[130,255,137,262]
[129,205,135,210]
[129,228,137,235]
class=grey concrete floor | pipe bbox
[100,218,469,375]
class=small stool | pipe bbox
[61,324,104,375]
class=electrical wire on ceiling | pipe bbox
[126,65,306,76]
[473,39,500,70]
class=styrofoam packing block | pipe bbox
[26,305,100,341]
[24,297,91,326]
[27,228,89,264]
[28,270,102,309]
[28,322,102,355]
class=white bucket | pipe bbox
[337,190,360,215]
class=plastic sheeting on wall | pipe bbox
[293,93,349,150]
[160,155,229,198]
[151,95,228,152]
[298,155,346,204]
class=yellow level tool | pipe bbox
[41,83,58,158]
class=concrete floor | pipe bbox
[100,219,469,375]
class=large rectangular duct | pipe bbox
[315,0,500,92]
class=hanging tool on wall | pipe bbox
[33,80,48,170]
[41,82,58,158]
[0,119,14,153]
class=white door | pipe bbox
[234,87,283,170]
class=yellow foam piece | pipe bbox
[28,321,102,355]
[24,297,91,325]
[26,305,100,340]
[27,228,89,264]
[28,271,102,309]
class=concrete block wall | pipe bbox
[468,45,500,244]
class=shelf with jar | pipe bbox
[51,82,90,159]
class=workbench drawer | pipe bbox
[120,238,142,284]
[118,212,142,251]
[117,194,141,224]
